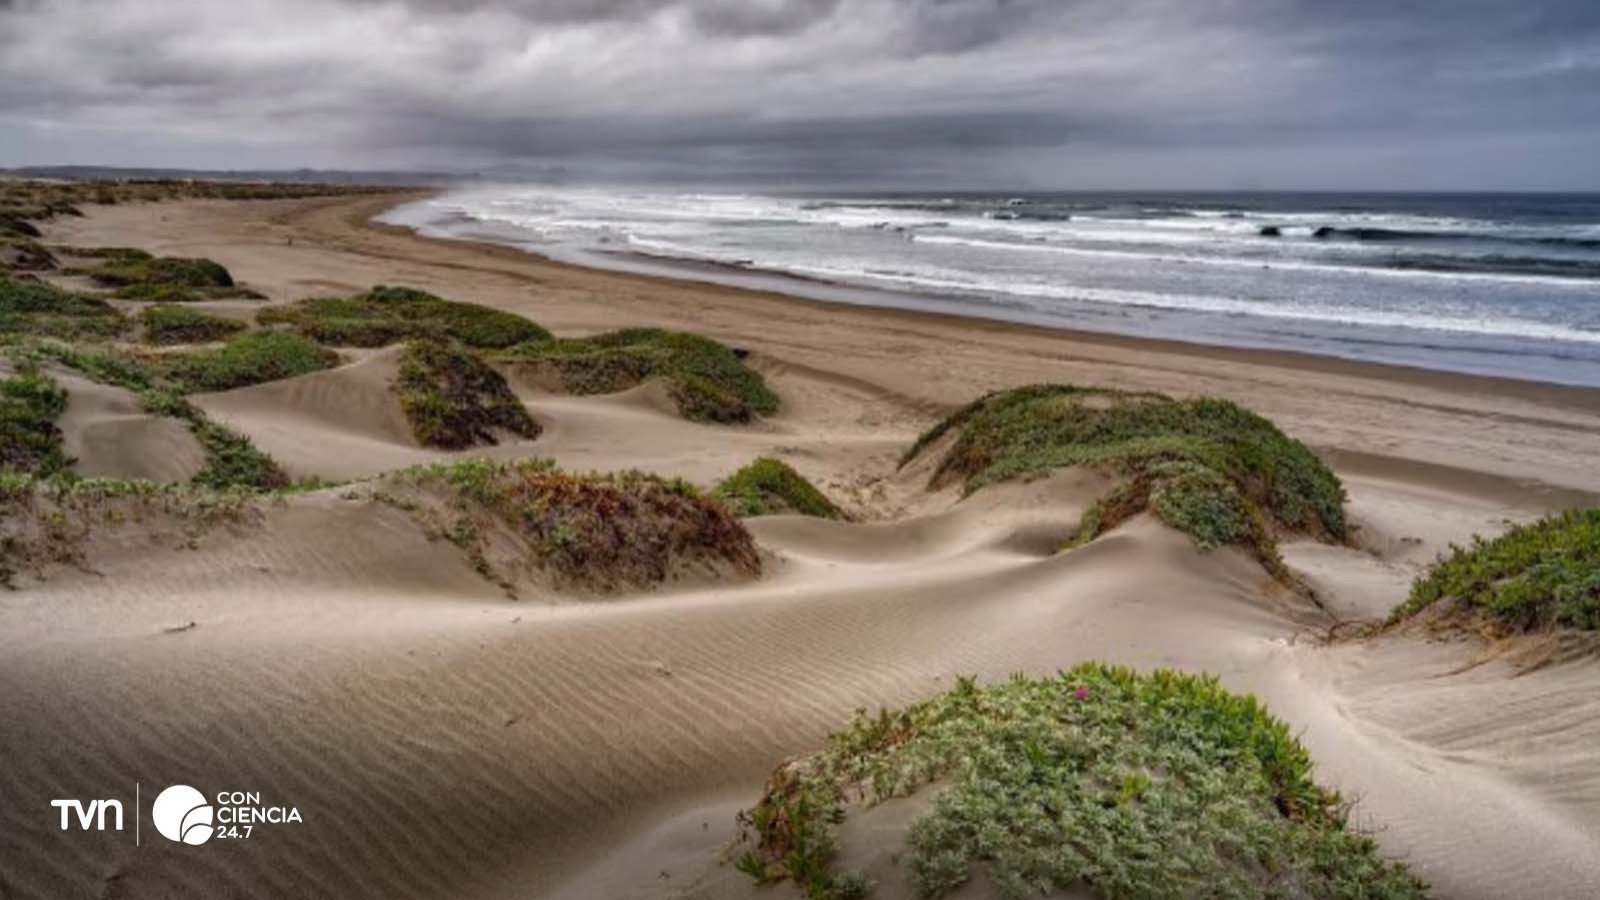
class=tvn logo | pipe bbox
[50,797,124,832]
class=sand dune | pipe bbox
[189,345,436,479]
[5,476,1596,900]
[4,195,1599,900]
[53,368,206,483]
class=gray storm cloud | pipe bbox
[0,0,1597,187]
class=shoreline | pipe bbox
[376,188,1600,391]
[369,192,1600,408]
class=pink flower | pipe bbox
[1073,686,1089,701]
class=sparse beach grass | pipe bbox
[394,337,540,449]
[379,458,760,592]
[716,456,843,518]
[735,665,1425,900]
[140,304,247,345]
[258,285,550,349]
[1392,507,1600,632]
[0,471,261,586]
[901,384,1346,576]
[500,327,778,423]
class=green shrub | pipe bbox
[1392,508,1600,632]
[902,385,1344,575]
[383,458,760,591]
[501,327,778,423]
[735,666,1424,900]
[394,338,540,449]
[258,285,550,349]
[0,365,71,477]
[161,331,339,393]
[716,457,843,518]
[188,419,289,491]
[140,304,246,345]
[90,254,234,289]
[0,276,128,339]
[57,247,153,260]
[111,283,207,303]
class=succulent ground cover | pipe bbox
[87,249,234,293]
[0,276,128,340]
[140,304,247,345]
[716,456,843,519]
[500,327,778,423]
[735,666,1425,900]
[393,337,540,448]
[900,384,1346,577]
[0,364,71,478]
[157,330,338,393]
[377,458,760,593]
[1392,507,1600,632]
[258,286,550,349]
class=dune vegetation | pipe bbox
[158,330,338,393]
[1,177,400,296]
[0,276,129,340]
[0,195,74,277]
[378,458,760,593]
[186,418,291,490]
[0,237,58,273]
[0,471,259,586]
[735,665,1424,900]
[0,364,71,478]
[716,456,843,519]
[140,304,247,345]
[0,178,399,214]
[1392,507,1600,633]
[901,384,1346,576]
[258,285,550,349]
[501,327,778,423]
[393,337,540,449]
[38,245,267,302]
[0,204,58,273]
[87,248,234,292]
[21,342,291,490]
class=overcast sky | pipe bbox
[2,0,1597,189]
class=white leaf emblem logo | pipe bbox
[152,785,213,845]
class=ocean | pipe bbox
[381,188,1600,386]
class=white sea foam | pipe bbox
[910,233,1600,288]
[771,261,1600,346]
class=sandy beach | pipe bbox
[3,191,1599,900]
